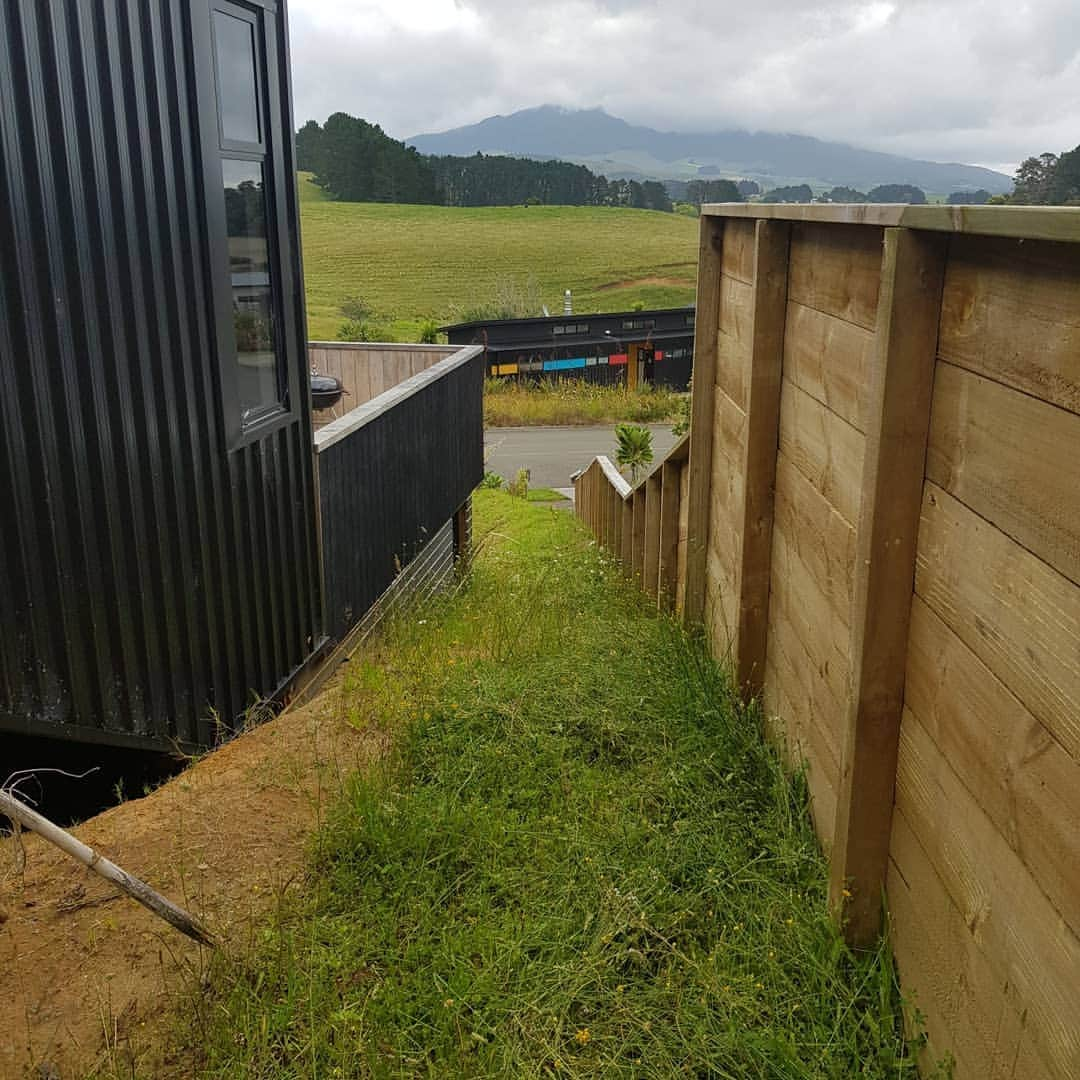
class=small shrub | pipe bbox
[614,422,654,482]
[417,318,442,344]
[339,294,373,321]
[336,318,396,343]
[506,467,530,498]
[480,471,504,490]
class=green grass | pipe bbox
[296,173,698,343]
[484,377,682,427]
[167,492,940,1079]
[525,487,568,503]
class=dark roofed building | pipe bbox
[441,306,695,391]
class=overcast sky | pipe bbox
[288,0,1080,175]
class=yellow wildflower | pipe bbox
[575,1027,590,1045]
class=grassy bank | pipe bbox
[297,174,697,342]
[164,492,937,1079]
[484,378,682,427]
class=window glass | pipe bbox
[223,158,278,420]
[213,10,260,144]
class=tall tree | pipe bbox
[1012,153,1058,204]
[1048,146,1080,204]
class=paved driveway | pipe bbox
[483,424,680,492]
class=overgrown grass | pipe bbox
[296,174,698,342]
[172,492,940,1079]
[485,378,682,427]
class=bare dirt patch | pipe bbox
[1,681,385,1079]
[593,275,693,291]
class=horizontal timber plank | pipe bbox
[767,509,851,711]
[787,221,884,331]
[719,216,756,284]
[938,234,1080,416]
[927,361,1080,586]
[783,300,874,432]
[701,203,1080,245]
[888,810,1047,1080]
[716,274,754,408]
[763,655,839,845]
[915,483,1080,761]
[772,453,856,628]
[778,379,865,526]
[894,713,1080,1080]
[905,595,1080,935]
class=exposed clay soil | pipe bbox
[1,678,385,1079]
[593,275,693,291]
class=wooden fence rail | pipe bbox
[575,203,1080,1080]
[574,437,690,613]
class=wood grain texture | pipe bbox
[643,474,662,600]
[888,810,1048,1080]
[621,497,634,572]
[658,462,681,611]
[719,217,756,284]
[783,300,874,432]
[715,274,754,409]
[683,216,725,627]
[735,219,791,697]
[938,234,1080,416]
[829,227,947,943]
[632,488,646,581]
[763,654,839,845]
[787,221,884,330]
[772,453,856,630]
[927,360,1080,586]
[905,595,1080,935]
[915,482,1080,761]
[703,203,1080,246]
[675,462,690,617]
[777,380,864,526]
[895,713,1080,1080]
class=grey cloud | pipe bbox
[288,0,1080,170]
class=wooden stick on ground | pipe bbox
[0,786,217,948]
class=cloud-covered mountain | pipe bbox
[407,106,1012,195]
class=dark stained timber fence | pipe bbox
[315,347,485,642]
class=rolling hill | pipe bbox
[296,173,698,342]
[407,105,1012,196]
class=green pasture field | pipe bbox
[296,173,699,342]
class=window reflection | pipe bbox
[223,159,278,420]
[213,10,260,144]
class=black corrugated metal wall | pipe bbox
[0,0,322,751]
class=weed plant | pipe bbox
[179,492,942,1079]
[484,377,682,427]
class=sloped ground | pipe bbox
[1,686,387,1078]
[3,492,937,1078]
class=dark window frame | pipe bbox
[192,0,306,450]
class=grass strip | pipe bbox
[177,492,944,1079]
[484,378,681,427]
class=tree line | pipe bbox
[298,114,694,211]
[296,114,756,211]
[1007,147,1080,204]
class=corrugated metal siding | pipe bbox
[0,0,321,750]
[318,354,484,641]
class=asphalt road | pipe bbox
[483,423,680,492]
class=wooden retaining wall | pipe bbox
[574,204,1080,1080]
[308,342,457,428]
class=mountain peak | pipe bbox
[406,106,1011,194]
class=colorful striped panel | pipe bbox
[543,357,587,372]
[609,353,628,366]
[496,363,519,376]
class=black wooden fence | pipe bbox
[315,347,485,642]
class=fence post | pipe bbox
[733,219,791,697]
[643,473,662,601]
[621,497,634,571]
[683,215,725,627]
[828,227,947,946]
[632,488,646,580]
[658,461,681,611]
